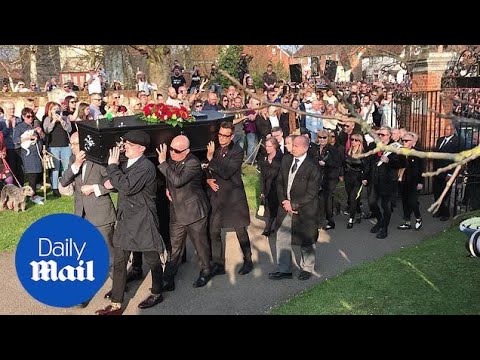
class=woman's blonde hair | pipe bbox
[348,133,364,156]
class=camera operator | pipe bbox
[238,53,252,83]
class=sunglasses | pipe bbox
[218,133,232,138]
[170,147,188,154]
[24,115,33,118]
[318,136,328,139]
[352,138,361,142]
[378,133,388,137]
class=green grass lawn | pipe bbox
[271,218,480,315]
[0,166,260,252]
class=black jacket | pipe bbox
[158,153,209,226]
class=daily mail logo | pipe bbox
[16,214,109,308]
[31,238,94,282]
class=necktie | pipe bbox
[439,137,448,150]
[291,158,299,173]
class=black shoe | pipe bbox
[364,212,375,219]
[261,230,271,237]
[211,263,226,277]
[376,229,388,239]
[370,223,382,233]
[440,216,449,222]
[138,294,164,309]
[104,286,129,300]
[347,219,353,229]
[397,223,412,230]
[323,223,335,230]
[162,280,175,292]
[355,217,361,224]
[126,267,143,283]
[193,273,212,288]
[432,212,440,218]
[268,272,293,280]
[52,189,61,197]
[414,218,423,230]
[238,261,253,275]
[298,270,312,281]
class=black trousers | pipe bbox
[344,172,362,219]
[7,148,24,186]
[433,176,450,217]
[164,216,211,280]
[25,173,41,192]
[400,182,421,221]
[111,248,163,303]
[210,225,251,266]
[321,178,339,225]
[368,184,393,229]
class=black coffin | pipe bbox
[77,110,234,165]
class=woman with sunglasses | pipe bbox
[397,132,423,231]
[16,107,45,204]
[317,129,343,230]
[344,133,367,228]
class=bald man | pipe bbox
[157,135,212,289]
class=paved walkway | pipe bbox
[0,196,446,315]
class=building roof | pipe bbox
[293,45,405,58]
[293,45,362,58]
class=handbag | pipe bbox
[257,197,265,217]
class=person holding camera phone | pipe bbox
[43,102,72,197]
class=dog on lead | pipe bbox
[0,184,35,212]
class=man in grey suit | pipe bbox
[157,135,212,289]
[60,132,116,274]
[60,132,116,307]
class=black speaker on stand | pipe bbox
[289,64,302,84]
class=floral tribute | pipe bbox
[139,103,195,128]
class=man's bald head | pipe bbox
[70,132,80,155]
[170,135,190,161]
[171,135,190,150]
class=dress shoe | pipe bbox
[298,270,312,281]
[440,216,449,222]
[95,304,123,315]
[370,223,382,233]
[104,286,129,300]
[193,273,212,288]
[376,229,388,239]
[52,189,61,197]
[211,263,226,277]
[238,261,253,275]
[323,223,335,230]
[347,219,353,229]
[162,280,175,292]
[74,300,90,308]
[414,218,423,230]
[138,294,164,309]
[126,267,143,283]
[261,230,271,237]
[268,271,293,280]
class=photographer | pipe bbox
[238,53,251,83]
[43,102,72,197]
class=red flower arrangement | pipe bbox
[140,103,195,128]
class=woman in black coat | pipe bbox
[397,132,424,231]
[343,133,368,228]
[317,129,343,230]
[259,137,283,236]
